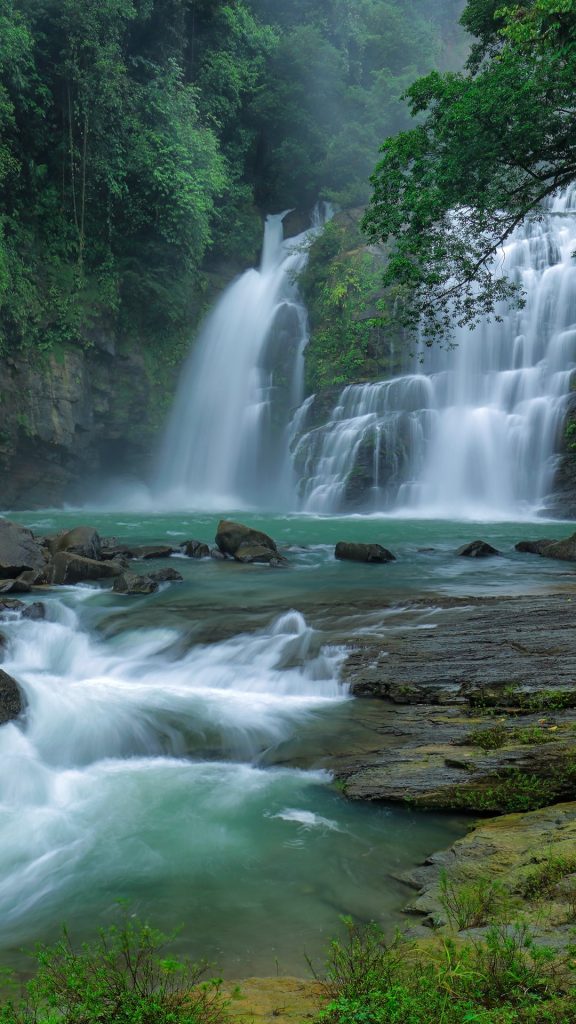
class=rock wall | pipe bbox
[0,334,167,508]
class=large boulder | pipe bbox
[113,571,159,595]
[215,520,280,560]
[515,539,554,555]
[0,668,25,725]
[47,526,102,561]
[456,540,500,558]
[0,518,46,578]
[535,532,576,562]
[335,542,396,564]
[48,552,123,585]
[180,540,210,559]
[0,578,31,594]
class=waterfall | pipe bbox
[154,208,329,510]
[293,187,576,518]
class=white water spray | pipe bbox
[154,208,330,510]
[293,188,576,517]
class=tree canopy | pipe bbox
[362,0,576,343]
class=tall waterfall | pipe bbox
[154,209,327,509]
[293,188,576,518]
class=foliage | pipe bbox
[0,915,228,1024]
[298,218,404,392]
[363,0,576,344]
[520,853,576,900]
[466,724,558,750]
[438,870,511,928]
[318,918,571,1024]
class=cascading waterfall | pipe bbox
[293,187,576,517]
[154,207,330,510]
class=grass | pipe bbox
[438,871,511,929]
[317,918,574,1024]
[466,724,559,751]
[519,853,576,900]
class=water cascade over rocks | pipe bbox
[292,188,576,518]
[154,208,330,510]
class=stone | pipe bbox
[47,526,102,561]
[216,520,279,560]
[335,541,396,563]
[126,545,174,560]
[147,568,183,582]
[48,552,123,585]
[180,540,210,559]
[0,578,31,594]
[113,572,159,595]
[0,598,45,620]
[0,518,46,578]
[536,532,576,562]
[515,539,555,555]
[456,540,500,557]
[210,547,227,561]
[0,668,25,725]
[234,543,288,566]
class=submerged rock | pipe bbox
[535,532,576,562]
[215,520,286,564]
[456,540,500,557]
[113,571,159,595]
[0,518,46,578]
[0,668,25,724]
[48,552,123,584]
[147,567,183,582]
[180,540,210,559]
[47,526,102,561]
[515,539,554,555]
[335,541,396,564]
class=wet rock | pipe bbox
[113,571,159,595]
[47,526,102,561]
[180,540,210,559]
[335,541,396,564]
[456,540,500,557]
[48,552,123,585]
[210,547,227,560]
[127,545,174,560]
[0,668,25,724]
[515,539,554,555]
[18,567,49,585]
[536,532,576,562]
[0,518,46,577]
[214,520,278,561]
[235,543,288,566]
[147,567,183,582]
[0,578,31,594]
[0,598,45,620]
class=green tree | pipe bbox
[363,0,576,344]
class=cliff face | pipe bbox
[0,333,166,508]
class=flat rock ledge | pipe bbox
[331,593,576,813]
[400,801,576,950]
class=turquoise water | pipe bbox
[0,510,573,975]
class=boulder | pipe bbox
[180,540,210,559]
[0,668,25,725]
[0,598,45,620]
[535,532,576,562]
[47,526,102,561]
[456,540,500,558]
[126,545,174,560]
[0,518,46,578]
[335,541,396,564]
[113,572,159,595]
[210,547,227,561]
[48,552,123,585]
[515,539,554,555]
[234,543,288,566]
[147,567,183,582]
[216,520,279,560]
[0,578,31,594]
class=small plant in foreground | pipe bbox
[0,915,228,1024]
[520,853,576,900]
[438,871,511,929]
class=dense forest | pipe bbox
[0,0,464,364]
